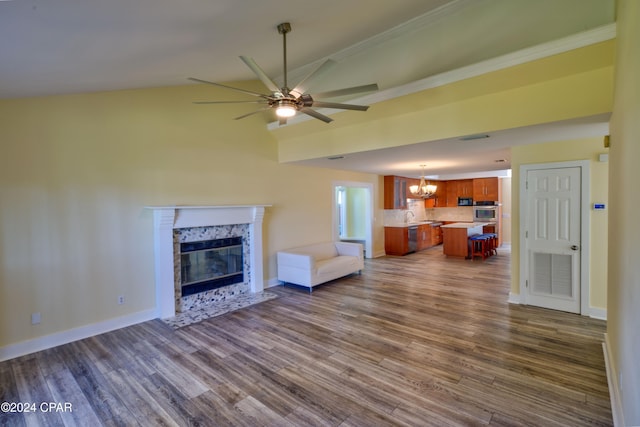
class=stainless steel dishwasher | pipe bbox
[407,225,418,253]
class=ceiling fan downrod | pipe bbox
[277,22,292,94]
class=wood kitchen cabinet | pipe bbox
[417,224,432,250]
[483,224,496,234]
[384,227,410,255]
[445,179,473,207]
[424,180,445,208]
[385,225,435,255]
[473,177,499,202]
[384,176,408,209]
[431,224,443,246]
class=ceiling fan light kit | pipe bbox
[189,22,378,124]
[275,100,297,118]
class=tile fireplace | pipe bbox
[147,205,269,318]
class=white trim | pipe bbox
[508,292,520,305]
[519,161,591,314]
[372,249,387,258]
[331,181,374,259]
[268,23,616,130]
[266,277,281,288]
[589,307,607,321]
[146,205,271,318]
[603,334,625,426]
[0,309,156,362]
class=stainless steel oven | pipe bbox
[473,202,499,221]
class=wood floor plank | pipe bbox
[0,246,612,426]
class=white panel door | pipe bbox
[525,167,581,313]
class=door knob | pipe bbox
[571,245,579,250]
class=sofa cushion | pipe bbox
[294,242,338,261]
[316,255,359,275]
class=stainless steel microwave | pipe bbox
[458,197,473,206]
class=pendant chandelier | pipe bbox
[409,165,437,198]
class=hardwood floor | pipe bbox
[0,246,612,426]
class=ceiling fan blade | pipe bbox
[290,59,337,97]
[309,101,369,111]
[233,107,270,120]
[239,56,282,95]
[193,100,267,104]
[188,77,270,98]
[300,107,333,123]
[310,83,379,99]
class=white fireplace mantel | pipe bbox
[146,205,270,318]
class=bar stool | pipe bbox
[469,234,489,260]
[484,233,498,256]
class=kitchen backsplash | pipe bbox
[383,201,473,226]
[427,206,473,222]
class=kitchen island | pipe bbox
[441,222,484,258]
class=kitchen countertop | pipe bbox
[441,222,491,228]
[385,221,443,228]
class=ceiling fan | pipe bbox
[189,22,379,124]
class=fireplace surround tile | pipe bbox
[147,205,269,319]
[173,224,250,312]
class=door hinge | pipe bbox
[525,180,528,190]
[526,280,528,288]
[525,231,528,238]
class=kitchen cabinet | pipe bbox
[445,179,473,207]
[473,177,499,202]
[424,180,445,208]
[384,176,408,209]
[385,224,435,255]
[417,224,432,250]
[384,227,409,255]
[431,224,443,246]
[442,223,483,257]
[483,224,496,234]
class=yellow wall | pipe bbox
[499,178,512,245]
[0,84,381,348]
[274,41,614,163]
[345,187,367,238]
[608,0,640,423]
[510,137,609,311]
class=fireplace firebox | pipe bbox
[180,237,244,297]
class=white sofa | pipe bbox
[277,241,364,290]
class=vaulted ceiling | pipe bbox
[0,0,615,178]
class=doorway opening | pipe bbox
[333,181,373,259]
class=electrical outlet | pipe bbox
[31,312,41,325]
[118,295,125,305]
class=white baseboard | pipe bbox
[372,250,387,258]
[603,333,625,427]
[266,277,282,288]
[589,307,607,321]
[0,308,157,362]
[508,292,520,304]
